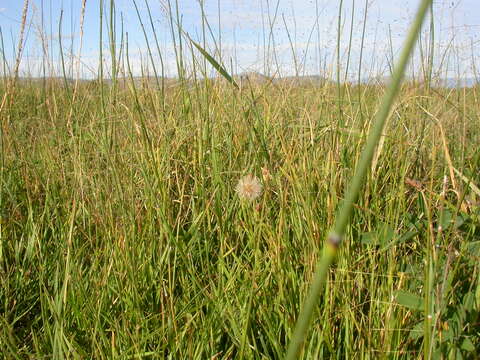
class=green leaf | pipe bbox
[438,210,465,231]
[360,223,395,246]
[464,241,480,256]
[408,321,424,340]
[448,348,463,360]
[460,338,475,352]
[463,292,475,312]
[189,38,239,89]
[432,348,445,360]
[396,229,418,244]
[394,290,424,311]
[381,228,418,251]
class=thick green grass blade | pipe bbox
[189,38,239,89]
[284,0,433,358]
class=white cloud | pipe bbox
[4,0,478,79]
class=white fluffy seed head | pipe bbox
[235,174,263,201]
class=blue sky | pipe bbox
[0,0,479,79]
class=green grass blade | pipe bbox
[189,38,239,89]
[285,0,434,358]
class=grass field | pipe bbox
[1,0,479,358]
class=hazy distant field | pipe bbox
[1,0,479,358]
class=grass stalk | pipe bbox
[335,0,344,130]
[285,0,434,358]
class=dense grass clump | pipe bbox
[0,76,479,358]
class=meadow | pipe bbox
[1,0,479,358]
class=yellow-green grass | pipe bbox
[0,75,479,358]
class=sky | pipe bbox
[0,0,479,80]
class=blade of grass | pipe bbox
[189,37,238,89]
[452,167,480,197]
[285,0,434,358]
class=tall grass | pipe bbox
[286,0,434,357]
[0,0,479,359]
